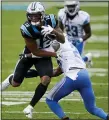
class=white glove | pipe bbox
[56,51,63,67]
[76,38,83,44]
[41,25,54,37]
[56,50,63,62]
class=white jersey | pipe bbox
[56,36,86,79]
[58,8,90,42]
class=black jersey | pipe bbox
[20,14,58,54]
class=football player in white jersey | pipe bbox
[46,35,108,120]
[58,0,92,67]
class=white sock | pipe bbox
[27,105,33,110]
[1,74,13,91]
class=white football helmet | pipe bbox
[64,0,80,16]
[26,2,45,26]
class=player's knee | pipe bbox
[41,76,51,86]
[11,80,21,87]
[46,98,51,104]
[46,98,54,105]
[85,106,95,115]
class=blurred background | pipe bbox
[1,1,108,119]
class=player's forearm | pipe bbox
[83,33,91,41]
[25,38,57,57]
[52,29,65,43]
[83,23,92,41]
[32,49,56,57]
[59,21,64,32]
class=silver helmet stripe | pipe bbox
[31,2,36,11]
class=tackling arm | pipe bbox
[24,66,63,78]
[58,21,64,32]
[52,66,63,77]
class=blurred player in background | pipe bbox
[46,35,109,120]
[58,0,92,67]
[1,2,65,119]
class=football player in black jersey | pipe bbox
[1,2,65,119]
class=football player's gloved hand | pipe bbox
[41,25,54,37]
[19,54,26,59]
[19,53,32,59]
[76,38,83,45]
[56,50,63,62]
[56,53,63,67]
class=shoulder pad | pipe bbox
[44,14,58,28]
[58,8,65,21]
[49,14,57,28]
[79,10,90,17]
[79,10,90,25]
[20,22,32,38]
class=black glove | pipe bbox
[19,53,32,59]
[19,54,27,59]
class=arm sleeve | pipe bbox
[83,12,90,25]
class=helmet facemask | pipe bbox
[64,1,80,16]
[27,12,44,26]
[26,2,45,26]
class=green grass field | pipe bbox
[1,2,108,120]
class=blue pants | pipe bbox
[75,42,88,62]
[46,69,107,119]
[75,42,84,55]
